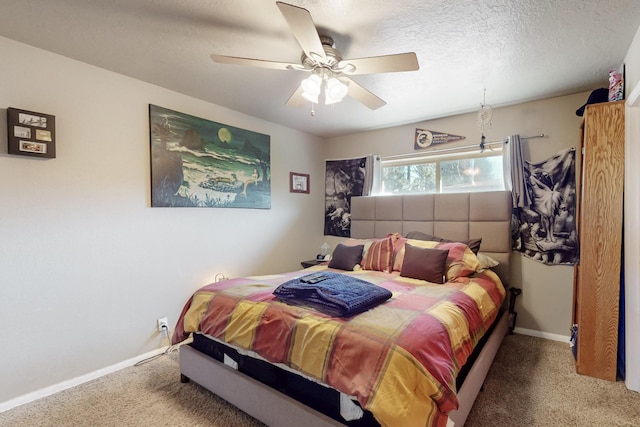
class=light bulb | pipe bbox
[301,74,321,104]
[325,77,348,104]
[301,74,321,95]
[302,91,319,103]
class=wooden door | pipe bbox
[575,101,624,381]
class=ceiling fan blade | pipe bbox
[285,85,307,108]
[338,52,419,75]
[343,76,387,110]
[211,54,306,71]
[276,2,326,63]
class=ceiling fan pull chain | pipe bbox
[310,103,316,116]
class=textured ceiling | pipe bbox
[0,0,639,137]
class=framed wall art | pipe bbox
[149,104,271,208]
[7,107,56,158]
[290,172,309,194]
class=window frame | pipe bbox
[380,145,505,195]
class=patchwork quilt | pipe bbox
[172,266,505,427]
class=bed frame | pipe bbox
[180,190,512,426]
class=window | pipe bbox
[382,163,436,194]
[380,148,504,195]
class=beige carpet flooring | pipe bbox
[1,334,639,426]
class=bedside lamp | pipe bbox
[318,242,331,260]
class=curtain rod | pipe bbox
[382,134,546,160]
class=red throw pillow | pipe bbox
[361,236,394,273]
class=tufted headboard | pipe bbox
[350,191,512,285]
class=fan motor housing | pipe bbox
[301,35,342,69]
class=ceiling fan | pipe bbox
[210,1,419,110]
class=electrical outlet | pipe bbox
[157,317,169,332]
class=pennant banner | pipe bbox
[414,129,465,150]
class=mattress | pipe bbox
[173,258,505,427]
[189,332,379,426]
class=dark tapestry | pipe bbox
[324,157,367,237]
[512,148,578,265]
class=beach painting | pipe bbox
[149,105,270,208]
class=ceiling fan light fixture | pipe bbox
[301,74,322,103]
[326,77,347,98]
[302,90,319,104]
[324,94,341,105]
[210,2,420,111]
[325,77,348,104]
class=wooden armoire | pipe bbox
[572,100,625,381]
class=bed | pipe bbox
[173,191,512,427]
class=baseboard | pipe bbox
[513,327,570,343]
[0,346,169,413]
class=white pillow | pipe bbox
[477,253,500,270]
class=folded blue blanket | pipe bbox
[273,272,392,317]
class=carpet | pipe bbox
[1,334,639,426]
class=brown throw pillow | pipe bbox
[458,238,482,255]
[400,244,449,284]
[404,231,442,241]
[328,244,364,271]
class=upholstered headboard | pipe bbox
[350,191,512,284]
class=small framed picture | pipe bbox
[14,126,31,138]
[7,107,56,158]
[290,172,310,194]
[35,129,52,141]
[19,140,47,154]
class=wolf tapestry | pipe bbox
[149,105,270,208]
[512,148,578,265]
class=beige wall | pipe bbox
[0,36,326,406]
[324,92,594,339]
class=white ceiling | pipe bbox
[1,1,639,138]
